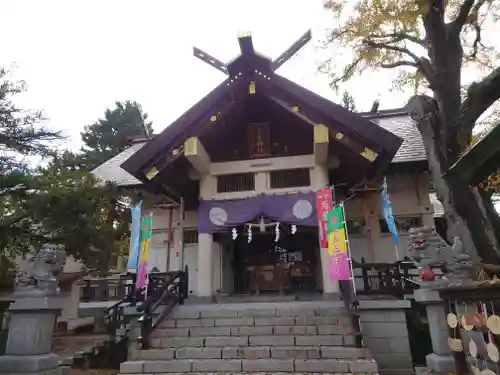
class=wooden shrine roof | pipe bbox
[447,122,500,185]
[120,33,403,188]
[92,108,428,189]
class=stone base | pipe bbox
[0,353,59,373]
[426,353,456,374]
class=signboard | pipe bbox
[136,214,153,290]
[315,188,334,249]
[327,205,351,281]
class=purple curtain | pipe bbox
[197,192,317,233]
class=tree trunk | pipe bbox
[407,96,500,265]
[480,190,500,246]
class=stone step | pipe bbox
[120,358,378,373]
[130,345,372,360]
[168,305,348,320]
[157,315,354,329]
[150,324,353,338]
[121,373,378,375]
[149,334,358,349]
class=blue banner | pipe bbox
[381,178,398,245]
[127,200,143,270]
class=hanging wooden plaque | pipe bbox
[248,122,271,158]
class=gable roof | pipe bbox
[94,110,427,188]
[121,35,403,185]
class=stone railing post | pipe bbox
[358,300,414,375]
[414,288,455,374]
[0,247,67,375]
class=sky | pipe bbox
[1,0,409,151]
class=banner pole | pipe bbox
[341,202,357,295]
[178,197,184,270]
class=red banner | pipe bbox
[316,188,333,248]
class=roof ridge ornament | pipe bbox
[192,29,312,75]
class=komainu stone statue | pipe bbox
[14,245,66,297]
[407,226,475,287]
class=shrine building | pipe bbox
[92,32,441,300]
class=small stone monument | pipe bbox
[0,245,67,375]
[409,228,476,374]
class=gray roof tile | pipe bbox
[371,115,427,163]
[91,142,146,187]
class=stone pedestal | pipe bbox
[0,294,63,375]
[414,288,456,374]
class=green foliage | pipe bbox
[36,101,151,271]
[323,0,500,264]
[340,91,357,112]
[0,68,65,279]
[1,76,151,274]
[323,0,499,91]
[80,100,153,171]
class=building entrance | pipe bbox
[231,226,319,295]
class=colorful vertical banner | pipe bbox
[315,188,334,249]
[136,214,153,290]
[381,177,399,245]
[127,201,143,271]
[327,205,351,280]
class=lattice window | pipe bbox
[379,216,422,234]
[346,219,366,235]
[183,229,198,244]
[217,173,255,193]
[270,169,310,189]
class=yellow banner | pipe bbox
[327,229,347,256]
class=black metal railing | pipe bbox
[438,282,500,375]
[137,266,189,349]
[339,280,362,348]
[80,274,134,302]
[352,258,442,297]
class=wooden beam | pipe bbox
[184,137,211,174]
[238,32,255,55]
[193,47,229,75]
[267,95,379,162]
[314,124,329,163]
[271,30,312,71]
[139,82,242,181]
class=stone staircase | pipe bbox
[119,300,378,374]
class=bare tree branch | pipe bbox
[363,40,421,62]
[381,61,419,69]
[367,32,428,48]
[451,0,478,31]
[456,66,500,142]
[451,0,488,34]
[471,23,482,58]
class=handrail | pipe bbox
[351,257,442,296]
[137,266,189,349]
[339,280,362,348]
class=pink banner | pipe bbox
[316,188,333,249]
[329,252,351,281]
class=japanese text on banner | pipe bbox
[315,188,333,249]
[326,206,351,281]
